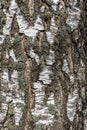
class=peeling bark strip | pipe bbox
[20,36,33,130]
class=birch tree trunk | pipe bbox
[0,0,87,130]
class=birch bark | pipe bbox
[0,0,86,130]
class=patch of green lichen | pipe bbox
[47,104,56,115]
[25,37,33,48]
[11,15,19,36]
[4,102,15,129]
[18,53,25,62]
[32,115,41,123]
[1,37,10,70]
[24,37,34,55]
[0,0,10,33]
[18,71,27,90]
[60,12,68,25]
[41,12,52,21]
[5,118,15,130]
[1,85,10,93]
[13,61,25,71]
[34,123,45,130]
[8,102,15,115]
[2,37,11,52]
[0,91,6,103]
[13,35,20,45]
[0,10,6,33]
[32,32,50,55]
[14,45,23,60]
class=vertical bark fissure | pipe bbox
[27,0,34,19]
[20,35,33,130]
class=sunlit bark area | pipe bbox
[0,0,87,130]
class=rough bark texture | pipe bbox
[0,0,87,130]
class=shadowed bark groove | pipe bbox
[20,36,33,130]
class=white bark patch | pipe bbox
[16,12,28,31]
[10,70,25,125]
[78,65,85,80]
[50,16,58,33]
[67,89,78,121]
[39,66,52,85]
[48,0,59,11]
[46,16,57,44]
[31,48,55,125]
[34,15,44,30]
[46,50,55,65]
[40,6,45,12]
[66,0,81,30]
[0,35,5,45]
[1,69,9,84]
[2,0,44,40]
[9,49,18,62]
[47,93,55,105]
[81,59,85,67]
[17,13,44,39]
[16,10,37,37]
[1,0,56,127]
[62,59,69,73]
[52,5,57,11]
[52,0,59,4]
[69,74,74,85]
[30,13,56,126]
[46,32,54,45]
[3,0,17,35]
[13,103,23,126]
[1,69,25,126]
[0,70,10,122]
[31,82,54,125]
[37,116,54,125]
[29,49,40,65]
[6,50,9,59]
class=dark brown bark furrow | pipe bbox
[20,36,33,130]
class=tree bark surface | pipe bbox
[0,0,87,130]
